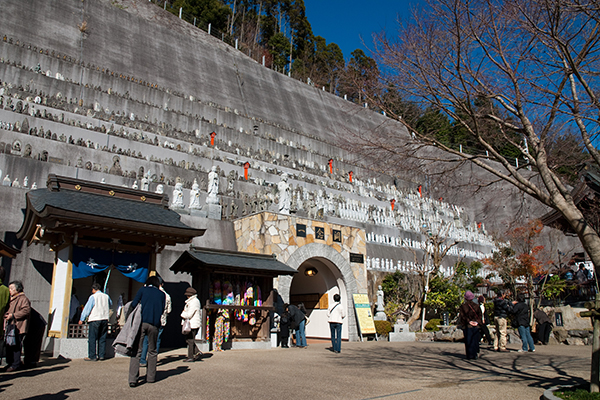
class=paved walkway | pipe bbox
[0,341,591,399]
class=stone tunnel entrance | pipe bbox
[289,257,349,340]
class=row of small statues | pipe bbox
[1,174,36,189]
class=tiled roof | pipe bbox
[171,247,297,276]
[27,188,193,230]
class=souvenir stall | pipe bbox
[17,174,204,357]
[170,247,297,351]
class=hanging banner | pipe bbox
[352,294,376,335]
[72,246,150,283]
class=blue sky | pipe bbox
[303,0,425,60]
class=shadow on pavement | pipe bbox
[20,388,79,399]
[0,364,70,387]
[155,365,189,382]
[339,344,588,391]
[157,354,187,366]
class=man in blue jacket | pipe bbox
[128,275,165,387]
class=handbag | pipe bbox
[182,318,192,335]
[5,323,16,346]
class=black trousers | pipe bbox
[480,324,492,344]
[464,327,481,360]
[6,332,25,369]
[536,322,553,344]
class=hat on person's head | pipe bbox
[464,290,475,301]
[184,287,197,296]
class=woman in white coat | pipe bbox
[181,287,202,362]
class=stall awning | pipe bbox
[171,247,298,277]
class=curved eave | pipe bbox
[17,190,205,245]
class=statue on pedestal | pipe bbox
[374,285,387,321]
[278,172,291,214]
[206,166,219,205]
[189,179,202,210]
[171,182,184,209]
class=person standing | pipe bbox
[140,278,171,367]
[512,294,535,352]
[128,276,165,387]
[493,290,512,352]
[477,295,493,345]
[0,267,10,363]
[576,264,591,283]
[79,283,112,361]
[286,304,307,348]
[180,287,201,362]
[279,309,291,348]
[327,294,345,353]
[4,281,31,372]
[534,308,553,345]
[459,290,483,360]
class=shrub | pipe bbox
[374,320,392,336]
[425,319,442,331]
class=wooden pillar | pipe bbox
[48,245,73,338]
[149,252,157,274]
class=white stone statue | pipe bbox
[141,175,149,191]
[189,179,202,210]
[12,178,20,188]
[23,176,28,187]
[374,284,387,321]
[31,182,37,190]
[3,175,11,186]
[170,182,184,209]
[132,180,139,190]
[206,166,219,205]
[377,285,385,312]
[277,172,291,214]
[155,184,164,194]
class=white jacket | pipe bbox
[181,294,201,329]
[327,302,346,324]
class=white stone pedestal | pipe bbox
[374,312,387,321]
[206,204,222,219]
[389,322,416,342]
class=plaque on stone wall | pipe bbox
[48,156,64,165]
[296,224,306,238]
[350,253,364,263]
[332,229,341,243]
[315,226,325,240]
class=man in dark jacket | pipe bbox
[512,294,535,352]
[285,304,307,348]
[493,290,512,352]
[128,275,166,387]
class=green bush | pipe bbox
[374,320,392,336]
[425,319,442,331]
[556,385,600,399]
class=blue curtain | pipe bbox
[72,246,150,283]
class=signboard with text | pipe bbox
[352,294,376,336]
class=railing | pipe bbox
[68,323,119,338]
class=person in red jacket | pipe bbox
[4,280,31,372]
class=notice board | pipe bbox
[352,294,376,336]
